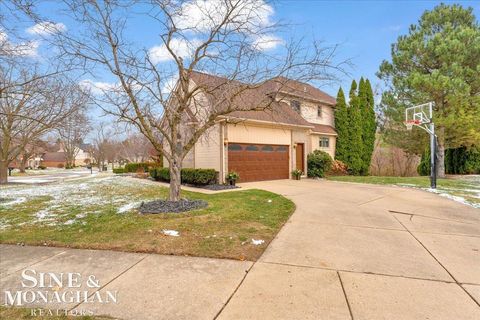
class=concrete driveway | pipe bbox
[1,179,479,319]
[219,179,480,320]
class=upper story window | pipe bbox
[317,106,322,118]
[319,137,329,148]
[290,100,301,113]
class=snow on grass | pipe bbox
[426,188,480,209]
[0,175,159,229]
[162,229,180,237]
[117,202,140,213]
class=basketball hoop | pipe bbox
[405,120,420,131]
[405,101,437,189]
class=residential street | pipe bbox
[8,168,96,184]
[1,180,479,319]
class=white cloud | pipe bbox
[148,38,202,64]
[0,30,39,57]
[251,34,283,51]
[79,79,119,95]
[27,21,66,36]
[173,0,274,33]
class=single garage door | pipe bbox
[228,143,289,182]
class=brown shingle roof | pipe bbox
[310,123,337,135]
[42,152,66,162]
[273,76,336,105]
[190,71,334,127]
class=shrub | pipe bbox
[124,162,161,173]
[328,160,348,176]
[57,163,64,168]
[307,150,333,178]
[418,148,431,176]
[113,168,125,174]
[38,165,46,170]
[150,167,170,182]
[182,168,217,185]
[149,168,216,185]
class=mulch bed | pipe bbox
[139,199,208,214]
[191,184,240,191]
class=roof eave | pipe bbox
[218,115,314,129]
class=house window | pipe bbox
[245,145,259,151]
[228,144,243,151]
[291,100,301,113]
[317,106,322,118]
[319,137,329,148]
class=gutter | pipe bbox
[217,116,315,130]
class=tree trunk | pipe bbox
[436,138,446,178]
[19,156,27,173]
[169,157,181,201]
[0,160,8,184]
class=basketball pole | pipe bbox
[429,122,437,189]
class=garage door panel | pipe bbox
[228,143,289,182]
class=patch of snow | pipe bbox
[162,229,179,237]
[426,188,480,209]
[117,202,140,213]
[267,199,272,203]
[251,239,265,245]
[64,219,76,225]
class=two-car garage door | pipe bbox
[228,143,289,182]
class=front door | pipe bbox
[295,143,304,173]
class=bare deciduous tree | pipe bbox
[50,0,347,200]
[0,59,81,183]
[119,133,156,163]
[57,101,91,168]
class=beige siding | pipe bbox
[194,124,221,171]
[182,149,194,168]
[227,123,291,145]
[311,134,336,159]
[300,102,335,127]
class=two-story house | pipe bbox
[177,71,337,183]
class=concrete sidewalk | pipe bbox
[0,245,251,320]
[1,179,479,319]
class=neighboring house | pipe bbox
[40,143,92,168]
[41,152,67,168]
[174,72,337,183]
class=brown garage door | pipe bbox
[228,143,289,182]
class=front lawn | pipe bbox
[0,175,294,261]
[326,175,480,208]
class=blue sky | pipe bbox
[8,1,479,100]
[274,0,480,98]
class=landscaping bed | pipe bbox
[139,199,208,214]
[0,175,295,261]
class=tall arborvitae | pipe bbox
[334,87,349,163]
[362,79,377,175]
[347,80,364,174]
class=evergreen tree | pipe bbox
[346,80,364,175]
[378,4,480,177]
[361,79,376,175]
[334,88,349,163]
